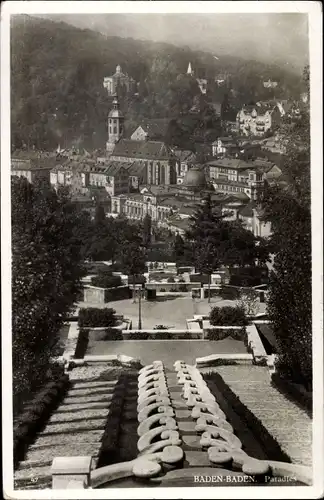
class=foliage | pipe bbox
[237,289,260,317]
[12,176,85,405]
[258,67,311,389]
[167,276,176,283]
[142,214,152,248]
[209,306,248,326]
[153,325,169,330]
[11,15,303,151]
[206,327,245,341]
[14,374,69,466]
[119,223,147,289]
[91,273,122,289]
[78,307,117,327]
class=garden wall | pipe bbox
[83,285,131,303]
[145,282,200,293]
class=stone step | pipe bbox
[72,380,119,389]
[184,451,212,467]
[66,386,120,398]
[23,443,101,464]
[29,430,103,448]
[48,408,109,423]
[62,394,117,405]
[40,419,107,434]
[56,401,111,412]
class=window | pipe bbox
[113,127,117,134]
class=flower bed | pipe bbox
[13,374,70,468]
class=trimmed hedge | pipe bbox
[78,307,117,328]
[104,286,131,302]
[271,373,312,416]
[220,285,241,300]
[14,374,70,468]
[206,327,246,341]
[91,273,122,289]
[203,372,291,463]
[74,328,89,358]
[210,306,248,326]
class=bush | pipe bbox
[206,327,245,341]
[160,288,166,292]
[128,331,150,340]
[170,287,178,292]
[153,325,169,330]
[178,284,188,292]
[78,308,117,328]
[74,328,89,358]
[220,285,241,300]
[210,306,248,326]
[152,331,173,340]
[105,328,123,341]
[91,273,122,289]
[167,277,175,283]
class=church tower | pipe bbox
[106,94,124,153]
[187,62,194,76]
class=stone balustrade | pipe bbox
[173,360,271,477]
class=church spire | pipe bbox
[187,62,193,75]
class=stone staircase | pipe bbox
[14,378,123,490]
[212,365,312,466]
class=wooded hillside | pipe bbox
[11,15,304,151]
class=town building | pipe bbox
[106,95,124,154]
[186,62,208,94]
[130,119,171,142]
[109,139,177,186]
[11,154,57,184]
[236,103,282,137]
[173,149,197,184]
[103,65,135,96]
[263,79,278,89]
[211,137,241,157]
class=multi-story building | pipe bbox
[236,103,281,137]
[130,119,171,142]
[173,149,196,184]
[211,137,241,157]
[110,139,177,186]
[103,65,135,96]
[11,156,56,184]
[106,95,124,154]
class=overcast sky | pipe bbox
[40,13,309,71]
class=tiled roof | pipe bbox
[173,149,196,162]
[124,162,146,177]
[140,118,171,139]
[239,202,255,218]
[103,162,127,177]
[12,156,58,171]
[111,139,172,160]
[206,158,252,170]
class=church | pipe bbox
[103,65,135,96]
[105,94,178,186]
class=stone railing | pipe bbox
[51,359,312,488]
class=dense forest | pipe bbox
[11,15,306,151]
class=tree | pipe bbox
[12,177,85,409]
[258,66,311,389]
[186,194,225,302]
[142,214,152,248]
[237,289,260,318]
[119,222,147,306]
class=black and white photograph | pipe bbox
[1,1,323,498]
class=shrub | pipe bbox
[152,331,173,340]
[160,288,166,292]
[220,285,241,300]
[206,327,245,341]
[170,287,178,292]
[178,277,185,283]
[179,284,188,292]
[167,277,175,283]
[74,328,89,358]
[105,328,123,341]
[78,308,117,328]
[209,306,248,326]
[153,325,169,330]
[128,331,150,340]
[91,273,122,289]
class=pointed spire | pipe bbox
[187,62,193,75]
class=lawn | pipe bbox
[76,295,263,330]
[86,339,247,369]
